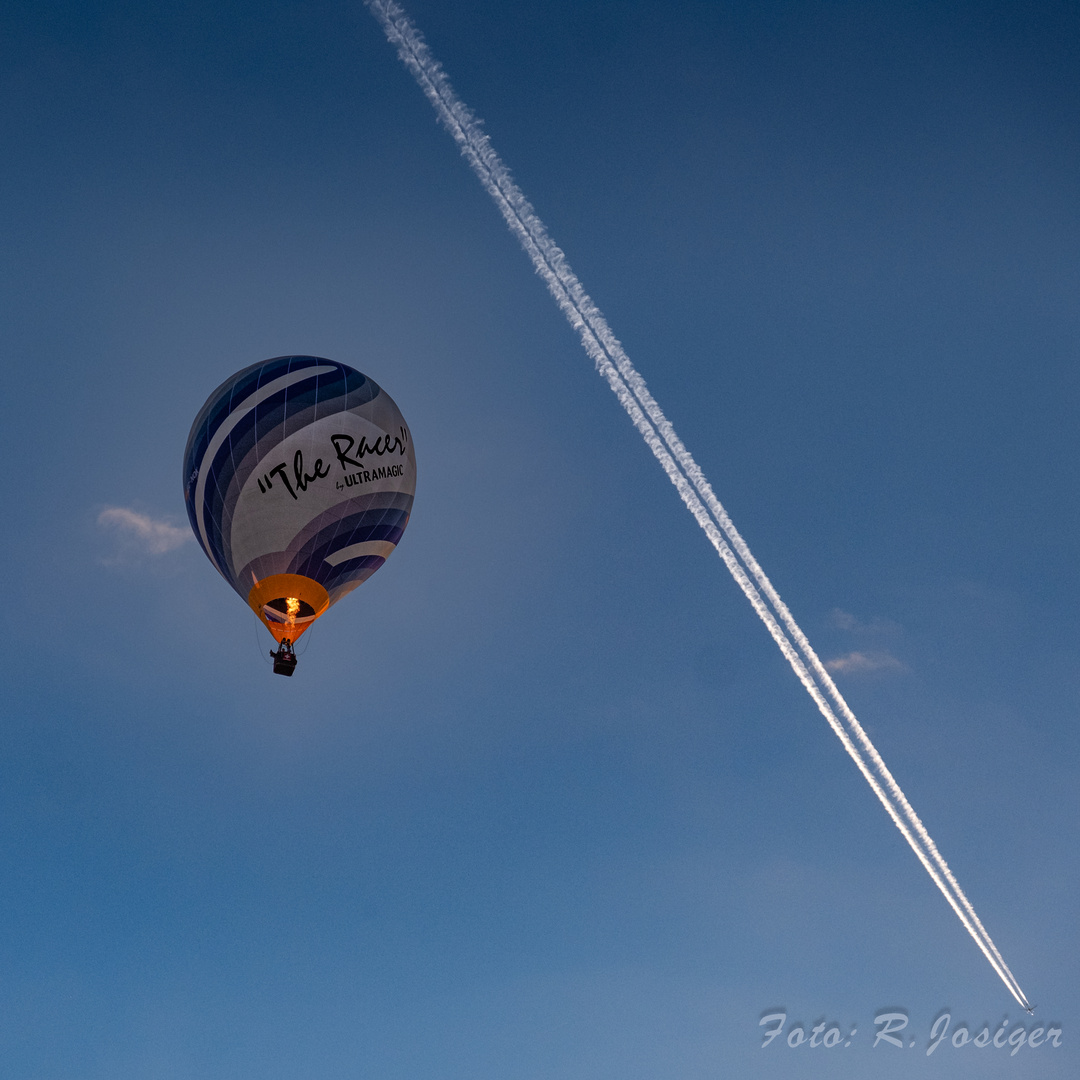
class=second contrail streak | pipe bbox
[365,0,1030,1010]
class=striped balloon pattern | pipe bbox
[183,356,414,635]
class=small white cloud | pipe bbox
[97,506,191,555]
[825,650,905,675]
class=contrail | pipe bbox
[365,0,1030,1011]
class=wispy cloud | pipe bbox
[825,650,905,674]
[828,608,901,635]
[97,506,191,555]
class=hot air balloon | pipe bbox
[183,356,415,675]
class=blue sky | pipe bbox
[1,1,1077,1076]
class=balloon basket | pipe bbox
[271,640,298,677]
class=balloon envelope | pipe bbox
[183,356,415,642]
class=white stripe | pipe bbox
[194,365,337,577]
[366,0,1032,1011]
[323,539,397,566]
